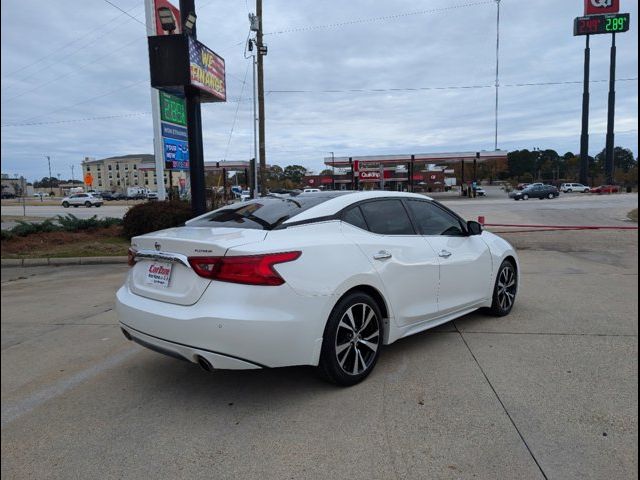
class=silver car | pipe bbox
[61,193,103,208]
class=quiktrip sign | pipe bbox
[585,0,620,15]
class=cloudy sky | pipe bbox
[1,0,638,181]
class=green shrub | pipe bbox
[55,214,122,231]
[4,214,124,238]
[122,200,193,239]
[10,219,61,236]
[1,230,13,240]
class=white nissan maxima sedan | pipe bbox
[117,191,519,385]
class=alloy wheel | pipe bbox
[496,264,517,311]
[335,303,380,376]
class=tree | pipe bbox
[33,176,59,189]
[595,147,637,173]
[282,165,307,186]
[507,150,537,180]
[320,169,333,176]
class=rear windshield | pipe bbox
[187,193,348,230]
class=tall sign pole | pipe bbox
[144,0,168,201]
[574,1,629,186]
[605,33,616,184]
[180,0,207,215]
[579,35,590,185]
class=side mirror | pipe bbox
[467,220,483,236]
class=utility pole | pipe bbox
[493,0,501,151]
[252,45,259,199]
[256,0,267,196]
[70,164,75,184]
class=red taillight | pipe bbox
[128,247,137,267]
[188,251,301,286]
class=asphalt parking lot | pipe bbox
[1,194,637,479]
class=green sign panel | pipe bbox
[159,92,187,127]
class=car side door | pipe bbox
[405,199,493,315]
[340,199,440,326]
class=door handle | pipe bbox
[373,250,392,260]
[438,250,452,258]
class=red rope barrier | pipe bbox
[478,217,639,232]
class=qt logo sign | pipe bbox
[584,0,620,15]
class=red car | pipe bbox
[590,185,620,194]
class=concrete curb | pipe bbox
[1,256,128,268]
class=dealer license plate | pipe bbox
[145,261,173,288]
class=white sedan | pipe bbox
[117,191,519,385]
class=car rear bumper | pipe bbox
[116,281,333,369]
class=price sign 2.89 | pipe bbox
[160,92,187,127]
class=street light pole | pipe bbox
[46,155,52,195]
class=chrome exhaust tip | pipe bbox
[196,356,213,372]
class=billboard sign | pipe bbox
[163,137,189,170]
[189,37,226,101]
[584,0,619,15]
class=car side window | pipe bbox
[406,200,465,236]
[342,206,369,230]
[359,200,415,235]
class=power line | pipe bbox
[102,0,149,31]
[2,78,637,128]
[264,1,495,36]
[2,2,142,79]
[0,112,150,128]
[2,37,142,105]
[223,60,251,161]
[12,79,148,125]
[266,78,638,94]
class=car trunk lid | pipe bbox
[129,227,267,305]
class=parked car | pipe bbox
[590,185,620,194]
[303,188,321,193]
[510,184,559,200]
[61,193,103,208]
[146,192,159,200]
[117,191,519,386]
[474,187,486,196]
[1,192,16,199]
[100,191,116,201]
[560,183,590,193]
[33,192,47,198]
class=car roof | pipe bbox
[281,190,433,224]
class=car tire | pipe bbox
[85,201,92,208]
[62,202,69,208]
[567,189,572,193]
[486,259,518,317]
[522,194,529,200]
[548,193,555,199]
[318,292,383,386]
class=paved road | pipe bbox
[2,191,636,225]
[1,201,637,479]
